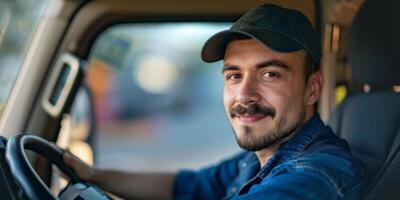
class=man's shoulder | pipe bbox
[275,127,366,198]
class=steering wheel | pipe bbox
[5,134,110,200]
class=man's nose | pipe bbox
[235,77,261,105]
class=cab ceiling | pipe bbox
[62,0,316,56]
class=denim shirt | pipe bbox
[173,114,365,200]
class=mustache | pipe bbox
[230,103,276,118]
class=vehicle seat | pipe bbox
[328,0,400,199]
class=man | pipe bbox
[64,4,365,199]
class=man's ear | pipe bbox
[305,70,324,106]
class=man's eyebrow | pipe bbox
[221,59,289,73]
[256,59,289,70]
[221,65,239,73]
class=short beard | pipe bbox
[234,108,306,152]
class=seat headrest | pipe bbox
[348,0,400,88]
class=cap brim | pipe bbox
[201,28,303,63]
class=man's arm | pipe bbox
[63,152,176,200]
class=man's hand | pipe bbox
[63,151,96,182]
[61,150,175,199]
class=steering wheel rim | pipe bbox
[5,134,81,200]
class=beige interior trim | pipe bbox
[0,0,83,137]
[60,0,316,54]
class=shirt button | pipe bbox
[241,162,247,168]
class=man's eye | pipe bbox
[226,74,241,80]
[262,72,279,78]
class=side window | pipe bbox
[0,0,48,119]
[321,1,365,110]
[71,23,240,172]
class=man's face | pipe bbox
[222,39,319,151]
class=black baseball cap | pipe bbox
[201,4,321,66]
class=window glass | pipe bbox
[0,0,49,117]
[85,23,240,172]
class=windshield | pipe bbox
[0,0,49,117]
[78,22,240,171]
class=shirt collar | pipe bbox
[279,113,325,154]
[258,113,325,176]
[238,113,326,178]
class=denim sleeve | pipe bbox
[233,169,341,200]
[173,152,247,200]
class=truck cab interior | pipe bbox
[0,0,399,199]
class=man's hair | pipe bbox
[227,35,319,81]
[304,54,319,82]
